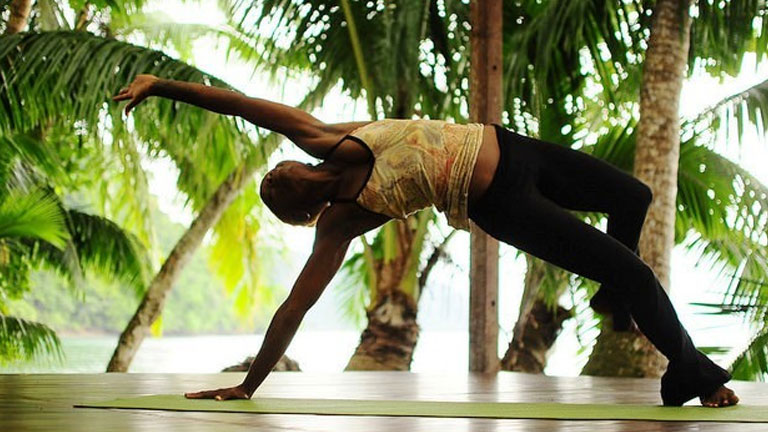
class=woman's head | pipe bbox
[259,160,329,226]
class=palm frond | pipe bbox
[503,0,647,118]
[225,0,469,120]
[207,185,282,320]
[0,188,69,249]
[729,324,768,381]
[0,315,62,364]
[690,78,768,145]
[334,246,372,328]
[0,132,67,185]
[690,0,768,77]
[65,210,152,295]
[582,121,768,325]
[15,208,153,296]
[676,140,768,316]
[0,31,260,207]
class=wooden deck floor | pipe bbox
[1,372,766,431]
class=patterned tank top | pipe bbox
[331,119,485,230]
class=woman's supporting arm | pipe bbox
[183,205,390,400]
[184,226,352,400]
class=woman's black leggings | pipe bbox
[468,125,731,406]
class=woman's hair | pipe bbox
[259,161,325,227]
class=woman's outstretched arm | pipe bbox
[113,74,367,159]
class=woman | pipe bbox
[113,74,739,408]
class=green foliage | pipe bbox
[690,0,768,77]
[0,188,69,249]
[335,248,371,327]
[7,208,274,338]
[64,210,152,294]
[503,0,648,118]
[694,78,768,146]
[0,315,62,365]
[223,0,471,120]
[208,186,284,321]
[730,325,768,381]
[0,31,262,207]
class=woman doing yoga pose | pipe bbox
[113,74,739,408]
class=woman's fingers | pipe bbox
[184,389,218,399]
[184,387,248,401]
[124,96,144,115]
[112,92,132,102]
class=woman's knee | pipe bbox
[624,261,658,294]
[636,181,653,208]
[617,180,652,216]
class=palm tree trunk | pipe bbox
[582,0,693,378]
[501,298,571,373]
[501,256,571,373]
[345,220,423,371]
[344,289,420,371]
[106,165,255,372]
[5,0,32,35]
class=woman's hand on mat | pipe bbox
[184,385,251,401]
[113,74,159,116]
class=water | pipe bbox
[1,323,742,376]
[0,331,476,374]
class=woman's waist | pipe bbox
[468,124,502,205]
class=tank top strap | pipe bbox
[328,135,374,204]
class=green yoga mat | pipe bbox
[77,395,767,423]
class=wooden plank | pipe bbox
[468,0,503,373]
[1,373,766,431]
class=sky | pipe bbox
[136,0,767,374]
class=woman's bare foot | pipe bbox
[700,385,739,407]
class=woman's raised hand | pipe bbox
[112,74,160,116]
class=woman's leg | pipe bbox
[469,126,732,406]
[507,130,651,330]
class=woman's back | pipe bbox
[340,118,484,229]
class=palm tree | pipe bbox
[0,131,152,363]
[223,0,471,370]
[0,0,278,369]
[3,0,33,34]
[225,0,768,376]
[490,0,768,378]
[495,0,647,373]
[583,0,768,377]
[1,0,155,362]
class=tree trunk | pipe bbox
[501,256,571,373]
[345,219,424,371]
[5,0,32,35]
[582,0,693,378]
[344,289,419,371]
[468,0,503,374]
[106,165,255,372]
[501,298,571,373]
